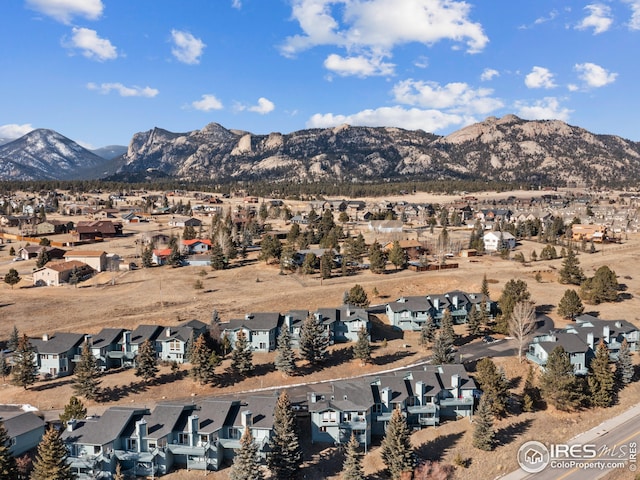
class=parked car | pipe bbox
[12,257,24,262]
[482,335,496,343]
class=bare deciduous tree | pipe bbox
[509,301,537,362]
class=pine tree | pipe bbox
[557,289,584,320]
[380,408,415,480]
[230,330,253,377]
[190,335,215,385]
[35,248,50,269]
[353,327,371,366]
[229,428,264,480]
[7,326,19,352]
[496,279,531,334]
[588,340,615,408]
[135,339,159,383]
[481,274,490,299]
[59,396,87,428]
[320,251,333,279]
[73,342,101,400]
[368,240,386,274]
[11,334,37,390]
[3,268,20,289]
[274,328,296,376]
[440,309,455,344]
[472,395,495,451]
[540,346,582,411]
[299,314,329,365]
[267,392,302,479]
[431,331,454,365]
[0,421,18,479]
[615,338,634,386]
[341,433,364,480]
[141,244,154,268]
[580,265,619,304]
[0,353,9,382]
[419,316,436,348]
[474,358,509,417]
[467,307,481,336]
[30,426,74,480]
[558,247,585,285]
[210,243,226,270]
[345,284,369,308]
[389,240,407,270]
[521,365,540,412]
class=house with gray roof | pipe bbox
[157,321,207,363]
[87,328,127,370]
[282,310,309,348]
[527,331,592,375]
[221,313,283,352]
[31,332,85,378]
[129,324,164,359]
[313,305,370,343]
[0,407,46,456]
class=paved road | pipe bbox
[501,403,640,480]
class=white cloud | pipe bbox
[171,30,206,65]
[525,66,557,89]
[392,79,504,115]
[281,0,488,65]
[515,97,571,121]
[26,0,103,24]
[67,27,118,61]
[623,0,640,30]
[87,82,159,97]
[191,94,223,111]
[306,106,464,132]
[0,123,34,140]
[248,97,275,114]
[574,62,617,87]
[576,4,613,34]
[480,68,499,81]
[568,84,579,92]
[231,0,242,9]
[324,53,395,77]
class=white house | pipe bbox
[483,231,516,252]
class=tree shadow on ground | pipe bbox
[536,304,554,314]
[508,375,522,390]
[373,350,416,366]
[32,377,75,391]
[370,315,404,341]
[99,380,149,402]
[495,418,534,446]
[415,431,465,462]
[297,347,353,376]
[300,445,345,479]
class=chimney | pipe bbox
[615,321,623,328]
[452,295,459,308]
[451,374,460,398]
[188,415,199,447]
[603,325,611,344]
[587,332,594,349]
[67,419,77,432]
[381,387,391,407]
[42,334,49,342]
[166,327,171,337]
[84,335,93,346]
[310,392,317,403]
[433,298,439,310]
[415,381,426,403]
[284,315,291,330]
[135,420,147,452]
[122,331,131,352]
[241,410,252,428]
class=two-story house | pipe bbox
[30,332,85,378]
[87,328,127,371]
[313,305,370,343]
[0,406,46,456]
[157,320,208,363]
[221,313,283,352]
[527,331,592,375]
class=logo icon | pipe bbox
[518,441,550,473]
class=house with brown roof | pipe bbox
[18,245,66,261]
[75,220,123,240]
[64,250,108,272]
[32,261,94,286]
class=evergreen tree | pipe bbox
[474,358,509,417]
[4,268,20,289]
[230,330,253,377]
[141,244,154,268]
[30,426,75,480]
[10,334,37,390]
[557,289,584,320]
[229,428,264,480]
[580,265,619,304]
[615,338,634,387]
[135,339,159,383]
[588,340,615,408]
[521,365,540,412]
[345,284,369,308]
[380,408,415,480]
[274,328,296,376]
[299,314,329,365]
[182,224,197,240]
[320,250,333,279]
[259,234,281,264]
[481,274,490,299]
[301,252,317,275]
[0,353,9,381]
[388,241,407,270]
[167,235,182,266]
[558,247,585,285]
[496,279,531,334]
[0,421,18,479]
[7,326,19,352]
[440,309,455,344]
[59,396,87,428]
[540,346,582,411]
[353,327,371,365]
[73,342,101,401]
[267,392,302,480]
[189,335,215,385]
[419,316,436,348]
[472,395,495,451]
[431,331,454,365]
[467,307,481,336]
[35,248,50,269]
[368,240,386,274]
[68,267,81,287]
[341,433,364,480]
[210,243,226,270]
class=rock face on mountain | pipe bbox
[2,116,640,185]
[0,129,109,180]
[115,116,640,186]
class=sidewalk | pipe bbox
[499,402,640,479]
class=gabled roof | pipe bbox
[196,400,236,434]
[182,239,212,246]
[145,403,195,439]
[91,328,125,348]
[130,325,164,345]
[0,410,45,438]
[309,381,375,413]
[65,250,106,257]
[223,313,283,332]
[31,332,86,355]
[62,407,147,446]
[35,260,91,274]
[229,396,277,430]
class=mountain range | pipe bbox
[1,115,639,186]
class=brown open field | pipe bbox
[1,188,639,479]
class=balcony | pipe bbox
[339,417,367,429]
[439,396,474,407]
[407,404,438,415]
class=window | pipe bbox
[373,404,382,413]
[319,426,327,433]
[259,342,266,350]
[49,368,58,376]
[127,438,137,451]
[169,340,182,352]
[93,445,101,455]
[228,428,241,440]
[322,411,337,422]
[148,442,156,450]
[178,433,189,445]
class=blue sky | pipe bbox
[1,0,639,148]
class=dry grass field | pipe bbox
[1,188,639,479]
